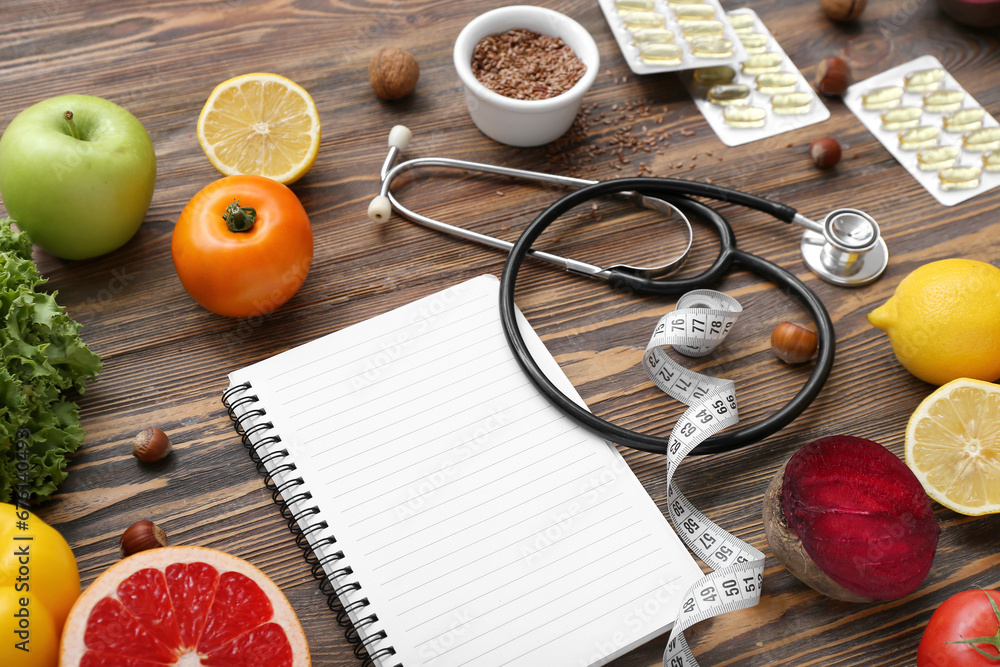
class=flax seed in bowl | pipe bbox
[453,5,600,147]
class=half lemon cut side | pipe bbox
[197,72,320,184]
[905,378,1000,516]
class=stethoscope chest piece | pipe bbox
[800,208,889,287]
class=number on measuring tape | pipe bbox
[639,290,765,667]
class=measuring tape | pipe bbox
[640,290,766,667]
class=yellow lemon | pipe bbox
[905,378,1000,515]
[0,506,80,629]
[868,258,1000,386]
[197,73,320,184]
[0,586,57,666]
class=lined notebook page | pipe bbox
[229,275,702,667]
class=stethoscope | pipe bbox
[369,125,889,455]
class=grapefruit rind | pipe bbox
[59,545,310,666]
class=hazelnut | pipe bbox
[131,427,171,463]
[820,0,867,21]
[810,137,842,169]
[369,47,420,101]
[119,520,168,558]
[815,56,851,96]
[771,322,819,364]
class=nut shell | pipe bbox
[369,47,420,100]
[820,0,867,21]
[131,427,171,462]
[119,520,169,559]
[815,56,850,96]
[771,321,820,363]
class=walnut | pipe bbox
[369,47,420,101]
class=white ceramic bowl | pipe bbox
[453,5,600,147]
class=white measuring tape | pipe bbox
[640,290,766,667]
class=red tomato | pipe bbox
[172,175,313,318]
[918,589,1000,666]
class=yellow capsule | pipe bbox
[983,150,1000,172]
[632,28,676,44]
[708,83,751,106]
[881,107,923,131]
[943,107,985,132]
[693,66,736,86]
[723,105,767,128]
[726,12,756,33]
[963,127,1000,152]
[904,67,945,93]
[674,4,716,20]
[681,20,724,37]
[898,125,940,150]
[741,52,783,75]
[939,165,981,190]
[623,11,666,28]
[639,42,683,64]
[862,85,904,110]
[690,36,733,58]
[916,145,959,171]
[771,92,812,115]
[756,72,797,94]
[922,89,964,113]
[616,0,656,11]
[738,33,768,54]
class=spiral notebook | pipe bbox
[223,274,702,667]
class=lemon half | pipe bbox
[905,378,1000,515]
[196,72,320,184]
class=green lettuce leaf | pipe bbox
[0,218,102,503]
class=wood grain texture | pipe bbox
[2,0,998,665]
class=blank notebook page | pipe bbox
[229,274,702,667]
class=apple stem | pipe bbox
[223,200,257,233]
[63,111,81,140]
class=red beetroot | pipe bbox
[763,435,940,602]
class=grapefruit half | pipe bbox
[60,545,310,666]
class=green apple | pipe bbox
[0,94,156,260]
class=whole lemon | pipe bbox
[0,504,80,653]
[0,586,57,666]
[868,259,1000,385]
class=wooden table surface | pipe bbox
[4,0,999,665]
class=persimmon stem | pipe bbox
[223,200,257,233]
[63,111,81,140]
[945,590,1000,660]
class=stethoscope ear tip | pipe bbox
[368,195,392,223]
[388,125,412,151]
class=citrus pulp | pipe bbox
[905,378,1000,515]
[197,73,320,184]
[59,545,310,666]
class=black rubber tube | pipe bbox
[498,178,835,455]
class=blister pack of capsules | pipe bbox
[680,9,828,147]
[598,0,748,74]
[844,55,1000,207]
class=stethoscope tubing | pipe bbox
[497,177,835,455]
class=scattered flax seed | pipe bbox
[497,191,504,196]
[472,29,586,100]
[501,225,511,231]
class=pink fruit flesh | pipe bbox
[781,435,940,600]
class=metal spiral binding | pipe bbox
[223,381,400,667]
